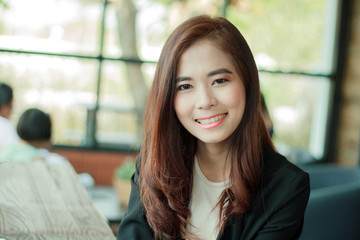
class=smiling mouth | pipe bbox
[195,113,228,129]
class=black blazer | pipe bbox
[117,148,310,240]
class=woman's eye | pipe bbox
[177,84,192,91]
[213,78,228,85]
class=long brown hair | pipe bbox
[140,15,274,239]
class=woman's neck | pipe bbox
[196,140,231,182]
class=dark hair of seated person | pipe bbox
[0,83,14,118]
[17,108,51,143]
[0,83,13,106]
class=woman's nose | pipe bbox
[196,87,216,109]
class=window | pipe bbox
[0,0,340,162]
[226,0,339,162]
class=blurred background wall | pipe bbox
[335,0,360,166]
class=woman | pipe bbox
[0,82,18,149]
[118,16,310,240]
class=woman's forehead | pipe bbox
[177,40,236,75]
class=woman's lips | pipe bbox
[195,113,227,129]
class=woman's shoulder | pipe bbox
[262,147,309,183]
[249,146,310,214]
[239,147,310,240]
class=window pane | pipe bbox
[0,0,103,55]
[227,0,335,73]
[0,53,98,146]
[96,109,139,148]
[260,73,331,163]
[98,61,156,147]
[104,0,224,61]
[103,5,122,58]
[100,61,135,108]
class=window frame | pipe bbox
[0,0,345,162]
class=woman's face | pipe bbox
[174,39,246,145]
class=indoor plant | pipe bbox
[113,157,135,207]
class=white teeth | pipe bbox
[197,114,226,125]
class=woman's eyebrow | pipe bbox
[208,68,233,77]
[176,68,232,83]
[176,76,192,83]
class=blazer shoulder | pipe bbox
[262,147,309,185]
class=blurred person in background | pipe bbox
[260,93,316,164]
[260,93,274,138]
[0,108,95,187]
[0,82,19,149]
[0,108,66,163]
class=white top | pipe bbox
[0,116,19,150]
[188,157,230,240]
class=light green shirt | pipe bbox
[0,141,41,162]
[0,141,67,164]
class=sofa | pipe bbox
[298,164,360,240]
